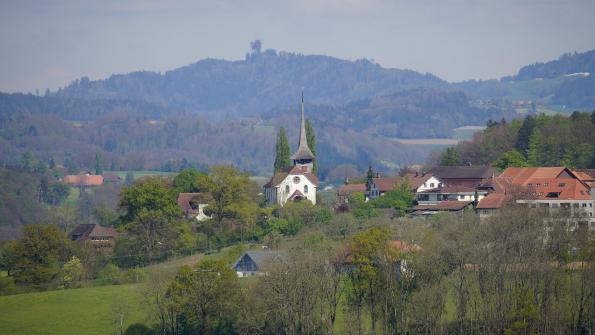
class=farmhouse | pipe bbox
[233,251,288,277]
[264,96,318,206]
[429,165,498,188]
[70,224,118,251]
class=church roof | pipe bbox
[263,165,320,188]
[290,95,315,161]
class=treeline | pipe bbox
[135,207,593,335]
[440,111,595,170]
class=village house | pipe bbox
[428,165,498,188]
[338,173,443,203]
[233,251,288,277]
[70,224,118,252]
[264,96,319,206]
[177,192,211,222]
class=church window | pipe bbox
[293,176,301,184]
[304,185,308,193]
[285,185,290,194]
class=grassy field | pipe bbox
[104,170,177,180]
[0,284,146,335]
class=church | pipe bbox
[263,96,319,206]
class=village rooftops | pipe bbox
[177,192,211,214]
[428,165,498,188]
[407,200,474,214]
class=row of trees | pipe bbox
[137,206,594,334]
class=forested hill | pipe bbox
[506,49,595,81]
[54,49,447,117]
[438,111,595,170]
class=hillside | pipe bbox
[55,49,447,117]
[507,49,595,81]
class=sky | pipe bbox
[1,0,595,93]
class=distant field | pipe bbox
[0,284,146,335]
[104,170,177,180]
[391,138,459,145]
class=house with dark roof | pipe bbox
[407,201,475,218]
[233,251,288,277]
[63,174,104,186]
[264,95,319,206]
[71,224,118,251]
[416,185,487,204]
[428,166,498,188]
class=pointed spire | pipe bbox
[290,92,315,161]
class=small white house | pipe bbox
[233,251,288,277]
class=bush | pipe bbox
[96,263,122,285]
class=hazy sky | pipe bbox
[1,0,594,93]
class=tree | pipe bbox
[196,166,253,227]
[514,115,536,155]
[493,149,528,171]
[95,151,103,175]
[440,147,462,166]
[172,168,204,193]
[2,224,72,286]
[274,127,291,173]
[117,177,184,265]
[365,164,374,192]
[166,259,241,334]
[306,118,317,174]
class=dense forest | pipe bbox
[438,111,595,169]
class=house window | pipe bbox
[459,195,465,200]
[430,183,434,188]
[558,183,566,187]
[304,185,308,194]
[285,185,290,194]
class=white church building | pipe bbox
[264,97,319,206]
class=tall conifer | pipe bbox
[305,119,317,174]
[274,127,290,172]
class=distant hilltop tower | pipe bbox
[263,93,319,206]
[290,92,316,172]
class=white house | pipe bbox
[264,96,319,206]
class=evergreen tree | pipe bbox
[124,172,135,186]
[366,164,374,192]
[274,127,290,173]
[514,115,536,156]
[441,147,462,166]
[527,130,543,166]
[305,119,317,174]
[94,152,103,175]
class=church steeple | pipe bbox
[290,92,315,171]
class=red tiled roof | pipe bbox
[476,193,508,209]
[522,178,591,200]
[338,183,366,196]
[499,167,572,186]
[64,174,104,186]
[373,177,399,192]
[572,170,595,182]
[408,200,474,212]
